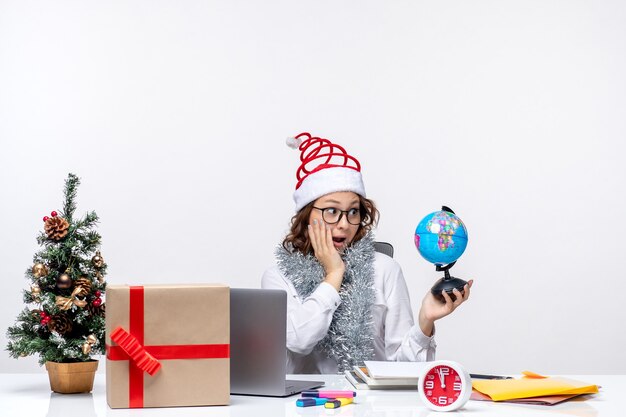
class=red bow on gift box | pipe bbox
[110,327,161,376]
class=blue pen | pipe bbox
[296,398,329,407]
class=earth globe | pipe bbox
[414,206,469,302]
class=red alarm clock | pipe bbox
[418,360,472,412]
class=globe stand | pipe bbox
[431,261,468,303]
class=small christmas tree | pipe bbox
[6,173,107,364]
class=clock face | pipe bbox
[421,364,465,409]
[422,365,463,406]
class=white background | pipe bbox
[1,0,624,375]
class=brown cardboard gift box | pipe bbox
[105,284,229,408]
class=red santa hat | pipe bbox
[286,132,366,212]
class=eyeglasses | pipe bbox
[312,207,362,225]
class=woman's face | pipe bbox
[308,191,361,251]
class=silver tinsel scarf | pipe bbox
[276,233,376,373]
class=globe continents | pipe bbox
[414,210,468,266]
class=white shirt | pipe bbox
[261,251,436,374]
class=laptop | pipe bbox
[230,288,325,397]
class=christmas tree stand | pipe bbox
[45,360,98,394]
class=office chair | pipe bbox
[373,241,394,258]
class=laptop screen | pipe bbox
[230,288,289,395]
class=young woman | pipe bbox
[261,132,472,374]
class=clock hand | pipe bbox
[438,369,446,389]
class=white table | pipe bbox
[0,373,618,417]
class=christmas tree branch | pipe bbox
[62,173,80,223]
[74,211,99,230]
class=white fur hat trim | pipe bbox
[293,166,365,212]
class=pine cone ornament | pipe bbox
[49,313,73,335]
[87,301,105,317]
[44,217,70,241]
[74,277,92,297]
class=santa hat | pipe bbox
[286,132,366,212]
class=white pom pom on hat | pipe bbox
[286,132,366,212]
[285,136,303,149]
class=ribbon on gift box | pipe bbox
[110,327,162,376]
[106,286,230,408]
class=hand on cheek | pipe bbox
[309,219,345,291]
